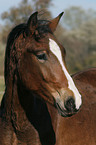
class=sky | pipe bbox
[0,0,96,24]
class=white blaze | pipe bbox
[49,38,82,109]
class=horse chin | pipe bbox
[55,102,77,117]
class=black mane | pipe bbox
[6,19,51,50]
[4,23,27,83]
[4,19,52,84]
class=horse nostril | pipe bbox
[65,97,76,112]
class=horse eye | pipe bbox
[36,52,47,61]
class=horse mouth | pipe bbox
[55,102,78,117]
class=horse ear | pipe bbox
[49,12,64,32]
[27,12,38,34]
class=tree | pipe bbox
[63,6,96,30]
[61,7,96,73]
[1,0,33,43]
[1,0,33,25]
[1,0,52,43]
[33,0,52,10]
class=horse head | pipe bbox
[5,12,82,117]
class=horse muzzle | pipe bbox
[55,97,80,117]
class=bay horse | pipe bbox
[0,12,95,145]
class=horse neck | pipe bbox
[17,83,56,144]
[1,73,25,120]
[2,72,56,144]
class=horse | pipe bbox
[0,11,95,145]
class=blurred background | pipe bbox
[0,0,96,100]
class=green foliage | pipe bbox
[33,0,52,10]
[1,0,33,25]
[1,0,52,43]
[0,76,5,102]
[63,6,86,30]
[0,42,5,75]
[63,6,96,30]
[1,0,34,43]
[60,7,96,73]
